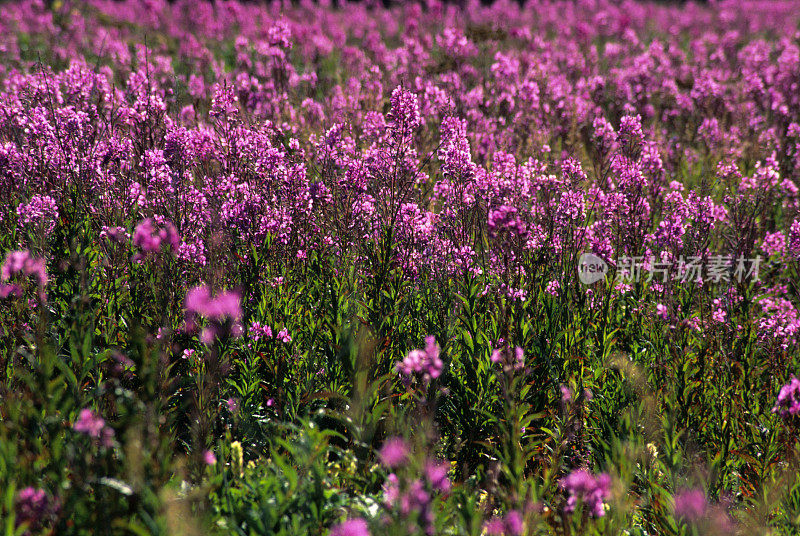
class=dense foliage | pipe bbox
[2,0,800,534]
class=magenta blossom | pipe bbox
[15,487,58,532]
[1,250,47,288]
[132,218,180,260]
[73,408,114,447]
[382,455,451,535]
[330,518,370,536]
[560,469,611,518]
[277,328,292,343]
[383,473,400,506]
[73,408,105,437]
[673,489,708,522]
[249,321,273,341]
[184,285,242,343]
[424,461,450,493]
[773,376,800,418]
[484,510,524,536]
[490,346,525,371]
[396,336,443,385]
[379,437,409,468]
[185,286,241,321]
[17,195,59,233]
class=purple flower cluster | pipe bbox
[484,510,524,536]
[249,321,273,341]
[773,376,800,418]
[383,474,446,536]
[16,195,59,233]
[388,86,422,144]
[1,251,47,285]
[379,437,450,535]
[73,408,115,447]
[132,218,180,260]
[15,487,58,533]
[396,336,443,385]
[1,250,47,298]
[185,285,242,343]
[379,437,410,468]
[560,469,611,518]
[1,0,800,532]
[186,286,242,322]
[248,321,292,344]
[490,346,525,372]
[0,0,797,356]
[424,461,451,494]
[672,488,708,522]
[330,518,370,536]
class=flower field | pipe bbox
[3,0,800,533]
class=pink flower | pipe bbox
[484,510,524,535]
[185,286,241,321]
[1,250,47,288]
[73,409,106,438]
[396,336,443,384]
[184,286,242,342]
[0,284,21,299]
[504,510,524,535]
[545,280,561,297]
[673,489,708,522]
[249,321,273,341]
[15,487,58,532]
[560,469,611,518]
[424,461,450,492]
[484,518,505,535]
[277,328,292,343]
[203,450,217,465]
[388,86,421,142]
[491,347,525,371]
[383,473,400,505]
[762,231,786,257]
[379,437,409,468]
[330,518,370,536]
[132,218,179,259]
[17,195,59,233]
[73,408,114,447]
[773,376,800,418]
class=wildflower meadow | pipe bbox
[2,0,800,534]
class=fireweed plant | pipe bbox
[3,0,800,534]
